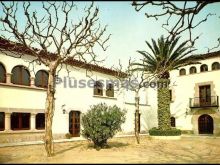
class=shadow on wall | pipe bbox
[140,106,158,132]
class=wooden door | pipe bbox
[198,114,213,134]
[199,85,211,106]
[69,111,80,137]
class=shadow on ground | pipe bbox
[54,144,82,156]
[86,141,129,150]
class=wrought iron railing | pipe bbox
[189,96,219,108]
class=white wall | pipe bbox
[0,52,157,136]
[2,52,218,135]
[170,57,220,130]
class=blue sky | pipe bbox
[1,1,220,70]
[94,1,220,69]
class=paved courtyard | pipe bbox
[0,135,220,163]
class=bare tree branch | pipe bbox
[0,1,110,157]
[132,1,220,48]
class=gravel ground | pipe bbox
[0,135,220,163]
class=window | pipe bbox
[189,66,197,74]
[36,113,45,130]
[212,62,220,71]
[171,117,176,127]
[169,90,172,101]
[35,70,48,88]
[94,81,103,96]
[11,113,30,130]
[106,83,114,97]
[200,64,208,72]
[0,63,6,83]
[179,68,186,76]
[11,65,30,86]
[138,113,140,133]
[0,112,5,131]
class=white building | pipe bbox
[0,38,157,143]
[170,51,220,135]
[0,37,219,143]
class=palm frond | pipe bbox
[135,35,198,76]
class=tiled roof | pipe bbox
[0,37,127,77]
[191,50,220,61]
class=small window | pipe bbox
[36,113,45,130]
[171,117,176,127]
[169,90,172,101]
[138,113,140,133]
[0,63,6,83]
[189,66,197,74]
[11,65,30,86]
[212,62,220,71]
[35,70,48,88]
[0,112,5,131]
[94,81,103,96]
[179,69,186,76]
[106,83,114,97]
[200,64,208,72]
[11,113,30,130]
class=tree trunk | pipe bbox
[157,78,171,130]
[44,68,56,157]
[135,91,140,144]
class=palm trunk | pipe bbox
[157,78,171,130]
[135,91,140,144]
[44,68,56,157]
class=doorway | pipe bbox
[69,111,80,137]
[198,114,213,134]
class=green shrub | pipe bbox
[65,133,72,139]
[81,103,126,148]
[149,127,181,136]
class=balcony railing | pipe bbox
[189,96,219,108]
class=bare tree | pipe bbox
[132,1,220,51]
[113,59,159,144]
[0,1,110,157]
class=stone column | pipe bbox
[31,113,36,130]
[30,77,35,87]
[5,113,11,131]
[6,73,12,84]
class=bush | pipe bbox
[149,127,181,136]
[65,133,72,139]
[81,103,126,149]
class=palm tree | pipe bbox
[132,35,197,131]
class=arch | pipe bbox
[94,81,103,96]
[200,64,208,72]
[198,114,213,134]
[212,62,220,71]
[179,68,186,76]
[0,62,6,83]
[11,65,30,86]
[170,117,176,127]
[35,70,48,88]
[189,66,197,74]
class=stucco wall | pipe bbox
[169,57,220,133]
[0,53,158,137]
